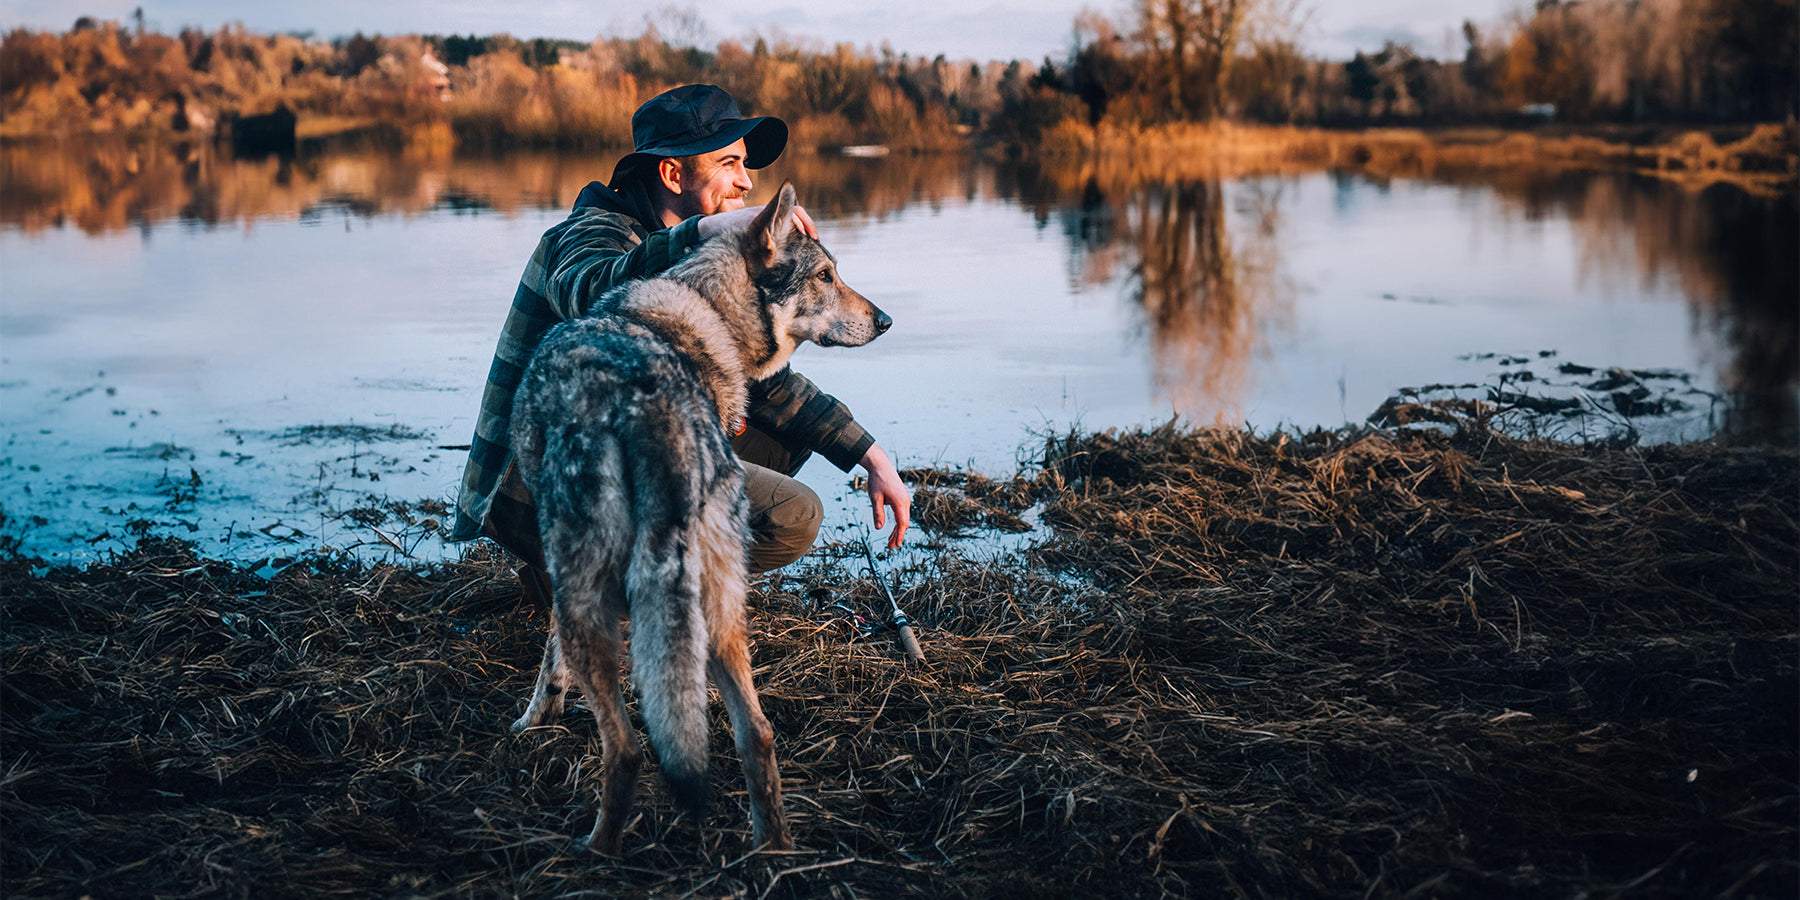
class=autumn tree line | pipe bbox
[1,0,1793,151]
[1081,0,1798,127]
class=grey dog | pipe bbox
[508,183,890,854]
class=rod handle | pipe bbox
[895,623,924,663]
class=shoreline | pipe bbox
[1029,120,1799,195]
[9,118,1792,197]
[0,374,1759,571]
[4,421,1794,897]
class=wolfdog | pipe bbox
[507,183,890,854]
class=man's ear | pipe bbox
[656,157,683,195]
[743,181,797,266]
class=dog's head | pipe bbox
[742,182,891,358]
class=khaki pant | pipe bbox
[481,424,824,581]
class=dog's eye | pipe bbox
[816,270,834,284]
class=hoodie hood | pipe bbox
[573,178,663,232]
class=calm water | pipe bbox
[2,141,1794,565]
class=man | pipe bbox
[448,83,910,596]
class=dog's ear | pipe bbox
[743,181,798,268]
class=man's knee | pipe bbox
[734,425,812,478]
[746,476,822,573]
[483,463,545,570]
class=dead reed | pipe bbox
[3,422,1794,898]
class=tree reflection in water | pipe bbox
[3,139,1789,444]
[1531,173,1797,444]
[1070,175,1295,424]
[0,137,983,234]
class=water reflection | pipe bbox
[3,138,1792,445]
[1061,176,1294,424]
[0,138,987,233]
[1043,163,1794,444]
[1628,180,1794,443]
[1490,171,1798,443]
[2,139,604,231]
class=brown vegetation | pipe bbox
[3,0,1792,152]
[0,21,437,140]
[4,421,1794,897]
[0,22,1004,152]
[1055,0,1797,127]
[1036,120,1798,193]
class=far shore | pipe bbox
[1028,119,1799,194]
[10,117,1793,195]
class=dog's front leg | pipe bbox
[511,619,569,732]
[511,566,569,732]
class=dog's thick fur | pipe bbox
[507,184,888,854]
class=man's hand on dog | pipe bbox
[860,444,910,549]
[698,203,819,241]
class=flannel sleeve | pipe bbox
[747,367,877,472]
[537,213,706,321]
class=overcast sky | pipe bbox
[0,1,1522,62]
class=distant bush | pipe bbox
[3,0,1789,149]
[446,52,637,148]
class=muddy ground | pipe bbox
[2,422,1795,898]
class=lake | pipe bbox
[2,139,1794,565]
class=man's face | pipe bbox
[673,139,753,218]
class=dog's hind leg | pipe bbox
[558,602,642,856]
[510,625,568,733]
[707,642,791,851]
[699,493,792,852]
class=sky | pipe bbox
[0,1,1520,62]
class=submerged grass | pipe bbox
[2,422,1794,898]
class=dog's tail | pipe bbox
[627,533,712,819]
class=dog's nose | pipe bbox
[875,311,892,334]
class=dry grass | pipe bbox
[3,422,1795,898]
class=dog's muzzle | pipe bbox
[875,311,892,335]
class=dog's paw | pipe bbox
[574,833,624,858]
[509,711,543,734]
[755,829,795,853]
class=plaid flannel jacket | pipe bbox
[448,181,875,542]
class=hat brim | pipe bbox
[610,116,787,186]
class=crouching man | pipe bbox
[448,83,910,596]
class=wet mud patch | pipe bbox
[898,468,1038,538]
[101,441,193,461]
[257,423,436,446]
[327,497,451,558]
[1371,354,1723,445]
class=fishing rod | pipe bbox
[859,531,924,664]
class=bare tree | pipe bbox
[1132,0,1257,119]
[644,4,710,49]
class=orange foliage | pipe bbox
[2,1,1789,149]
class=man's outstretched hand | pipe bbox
[860,444,910,549]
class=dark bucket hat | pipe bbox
[609,84,787,186]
